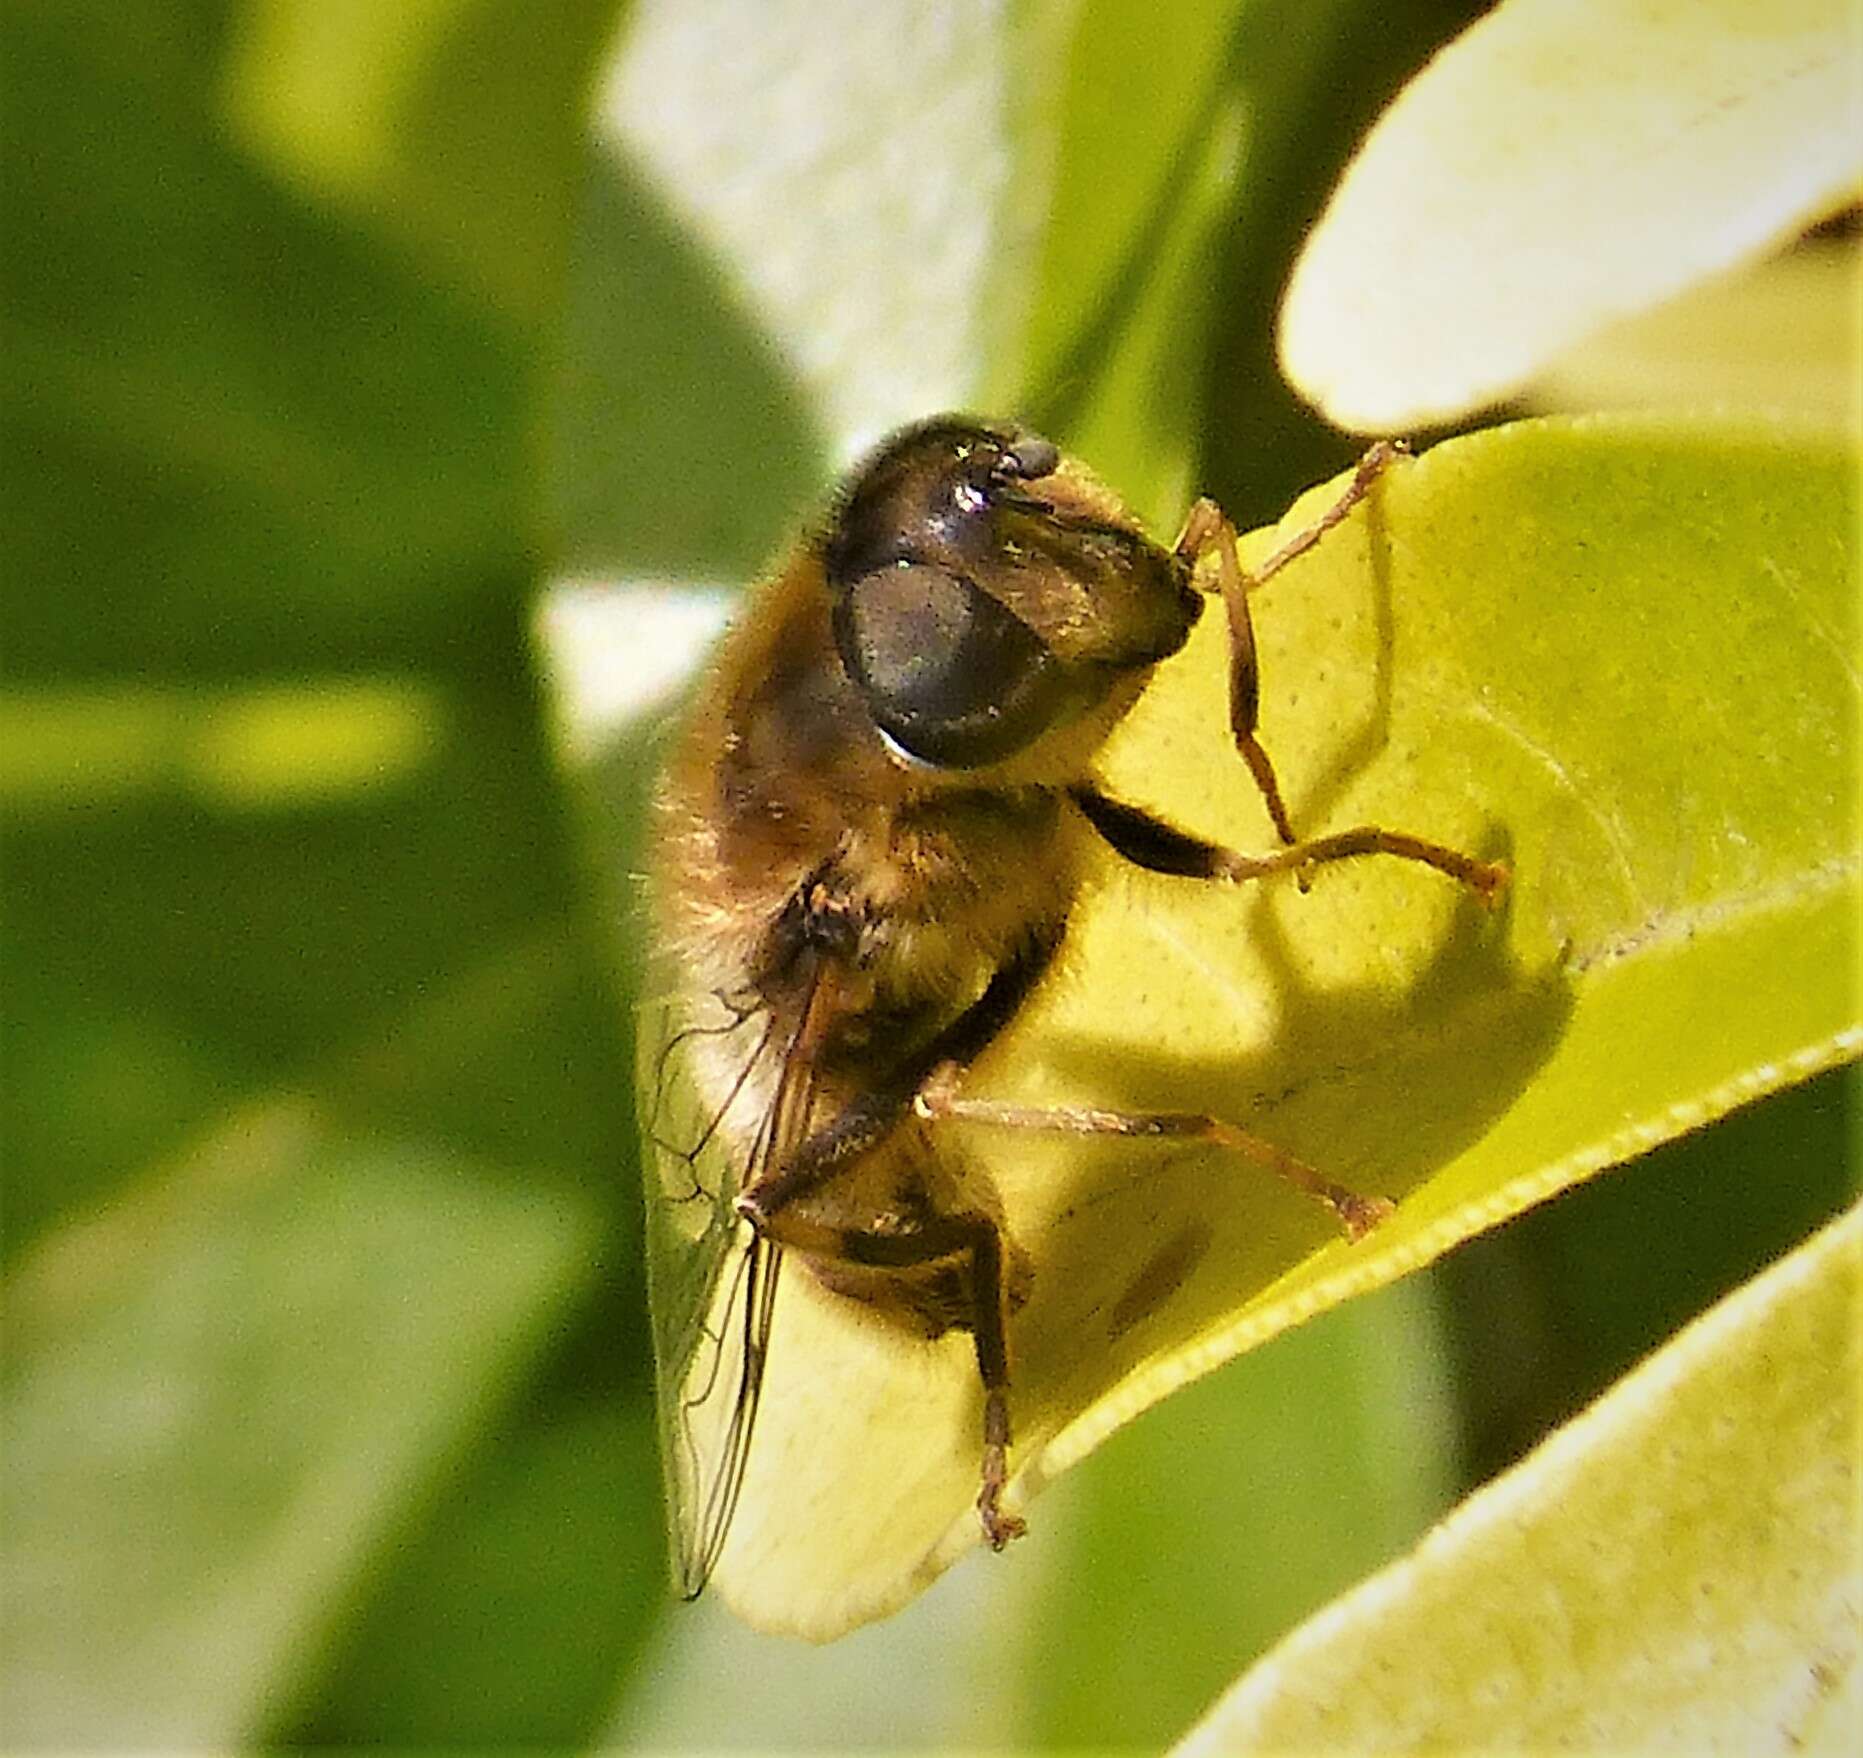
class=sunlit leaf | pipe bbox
[1281,0,1863,429]
[1176,1201,1862,1755]
[616,413,1856,1638]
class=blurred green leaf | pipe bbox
[0,1105,601,1749]
[0,683,620,1253]
[3,5,658,1749]
[1029,67,1245,530]
[4,14,527,678]
[281,1383,663,1746]
[1,0,635,1212]
[1177,1202,1863,1754]
[221,0,628,324]
[999,0,1244,519]
[590,0,1027,454]
[0,681,446,811]
[1016,1275,1461,1751]
[1003,0,1241,410]
[543,152,825,577]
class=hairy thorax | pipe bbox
[653,551,1088,1079]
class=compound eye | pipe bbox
[835,561,1058,769]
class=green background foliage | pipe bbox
[3,0,1854,1749]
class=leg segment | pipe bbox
[914,1072,1393,1239]
[748,1197,1027,1549]
[1250,440,1407,585]
[1174,440,1409,850]
[736,925,1062,1226]
[1175,496,1294,846]
[1072,785,1508,902]
[1210,822,1507,899]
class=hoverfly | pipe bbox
[641,416,1506,1600]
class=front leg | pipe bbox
[1175,441,1408,849]
[1025,789,1502,1238]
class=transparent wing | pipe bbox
[638,963,824,1598]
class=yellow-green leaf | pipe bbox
[1176,1200,1863,1755]
[1280,0,1863,430]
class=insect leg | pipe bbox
[751,1199,1027,1550]
[1250,439,1407,586]
[737,926,1063,1227]
[731,934,1063,1552]
[1072,785,1507,900]
[1175,496,1293,846]
[913,1076,1392,1240]
[1175,441,1409,850]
